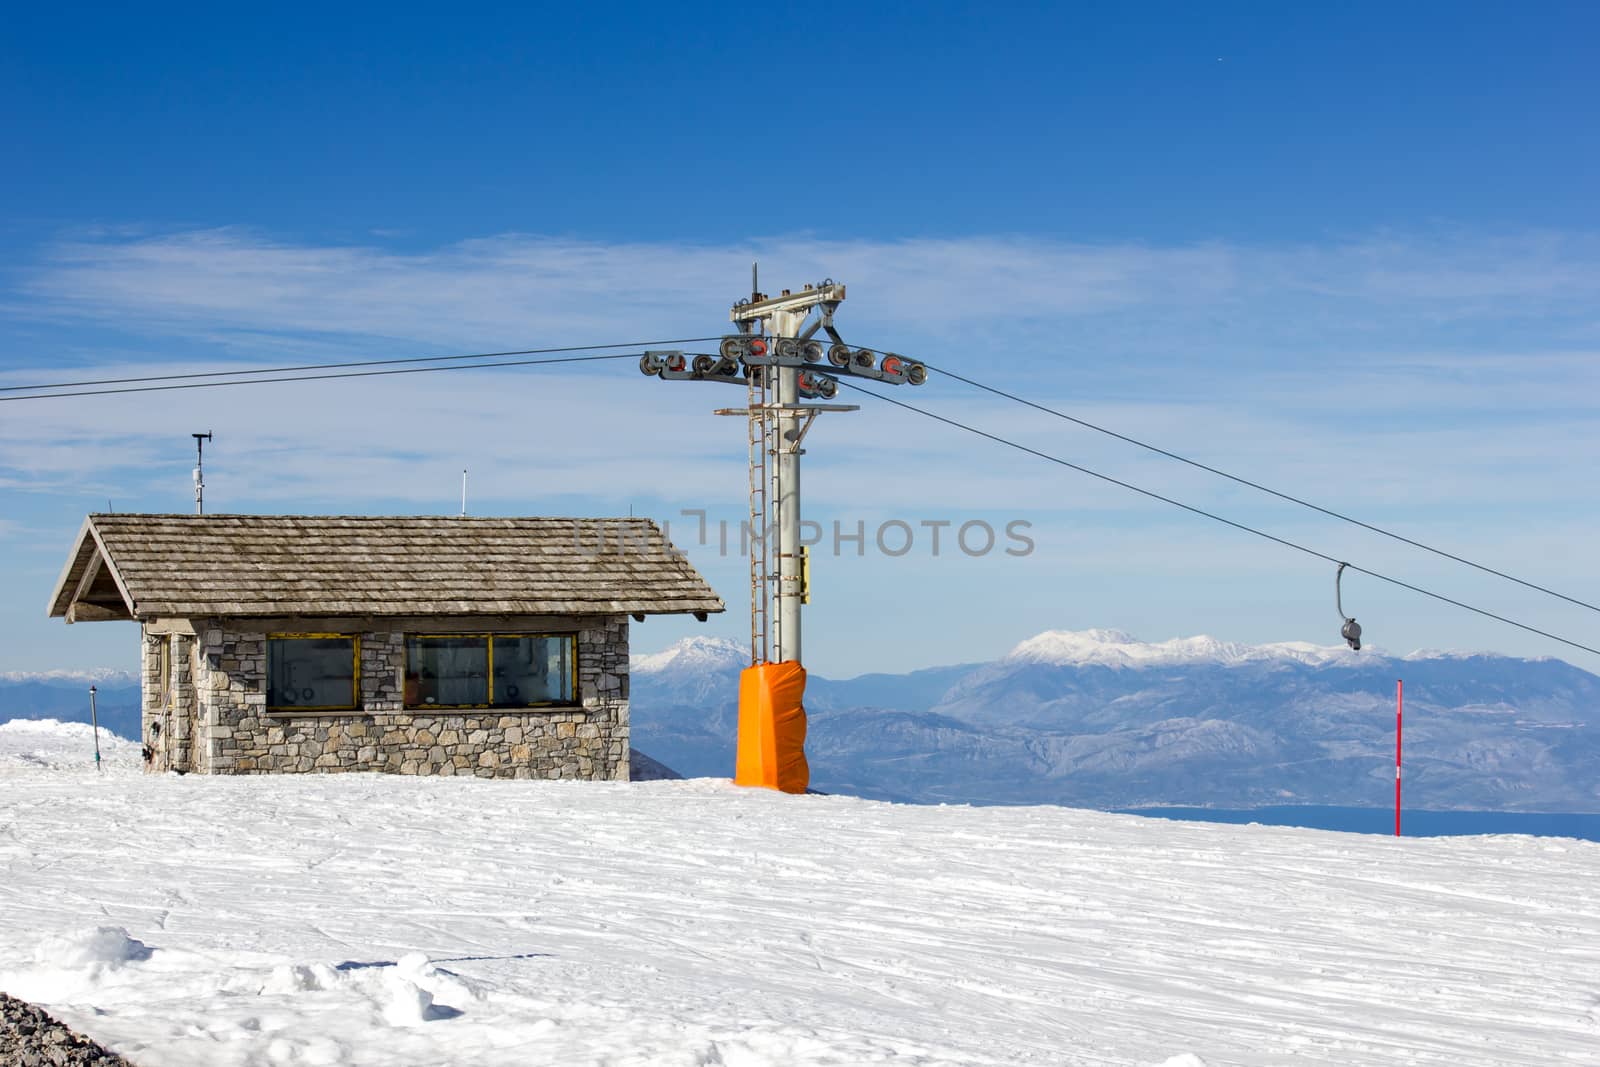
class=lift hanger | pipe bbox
[1336,562,1363,651]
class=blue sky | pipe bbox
[3,2,1598,676]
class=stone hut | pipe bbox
[47,514,723,779]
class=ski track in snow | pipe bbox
[0,731,1597,1065]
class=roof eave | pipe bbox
[45,517,97,618]
[47,516,139,622]
[131,600,728,619]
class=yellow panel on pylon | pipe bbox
[735,662,810,794]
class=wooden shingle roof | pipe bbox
[48,514,725,621]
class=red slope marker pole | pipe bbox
[1395,679,1403,837]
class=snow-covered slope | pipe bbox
[0,719,142,773]
[631,629,1600,809]
[0,743,1594,1066]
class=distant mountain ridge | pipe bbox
[0,672,143,741]
[0,668,140,685]
[8,631,1593,811]
[629,629,1600,811]
[1003,628,1363,669]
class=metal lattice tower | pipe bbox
[641,277,927,672]
[746,360,772,664]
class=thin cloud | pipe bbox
[20,229,1600,356]
[3,226,1597,660]
[14,230,1241,347]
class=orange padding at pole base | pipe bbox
[735,662,810,794]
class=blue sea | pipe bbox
[1116,805,1600,843]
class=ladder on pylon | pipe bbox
[747,363,771,666]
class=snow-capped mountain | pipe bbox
[630,629,1600,811]
[630,635,746,677]
[0,668,140,685]
[1004,628,1362,669]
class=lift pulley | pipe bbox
[642,337,930,393]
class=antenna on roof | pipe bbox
[460,468,468,518]
[192,432,213,515]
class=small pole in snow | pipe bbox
[88,685,103,773]
[1395,678,1403,837]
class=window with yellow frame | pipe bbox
[266,633,360,711]
[404,633,575,709]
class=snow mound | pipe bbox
[631,635,747,675]
[263,961,344,994]
[1004,629,1367,669]
[0,718,142,774]
[0,926,157,1004]
[36,927,154,973]
[379,954,448,1027]
[258,952,479,1030]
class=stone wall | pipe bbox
[138,628,164,771]
[139,627,195,773]
[160,616,629,780]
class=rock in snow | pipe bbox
[0,991,132,1066]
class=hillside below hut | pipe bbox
[47,514,724,779]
